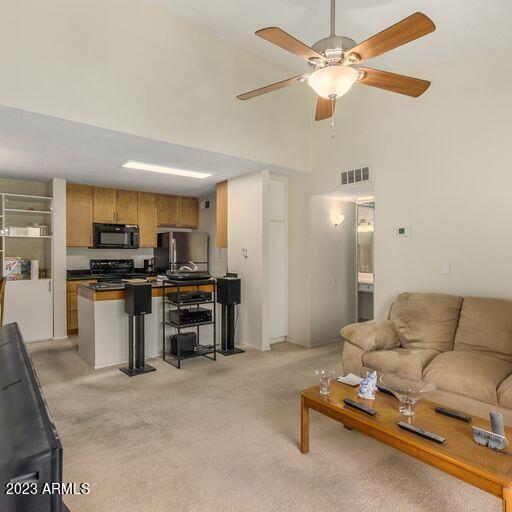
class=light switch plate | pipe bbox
[441,263,451,275]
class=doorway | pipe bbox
[356,202,374,322]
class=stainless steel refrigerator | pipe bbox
[155,232,209,272]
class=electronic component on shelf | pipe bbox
[169,332,197,356]
[343,398,377,416]
[169,307,212,326]
[435,406,471,423]
[397,421,445,443]
[167,291,212,304]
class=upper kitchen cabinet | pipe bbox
[117,189,138,224]
[137,192,157,247]
[180,197,199,229]
[67,184,93,247]
[157,194,179,227]
[93,187,117,223]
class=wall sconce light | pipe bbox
[330,213,345,227]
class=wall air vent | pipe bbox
[340,165,371,187]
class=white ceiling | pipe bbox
[2,1,511,193]
[0,106,299,196]
[157,0,512,72]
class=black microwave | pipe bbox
[93,223,140,249]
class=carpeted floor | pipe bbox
[27,338,500,512]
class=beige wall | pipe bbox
[0,177,48,196]
[0,0,312,173]
[296,54,512,327]
[227,172,264,349]
[50,178,67,338]
[198,192,228,278]
[309,196,356,345]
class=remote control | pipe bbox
[377,385,395,397]
[435,406,471,423]
[343,398,377,416]
[397,421,445,443]
[490,411,505,436]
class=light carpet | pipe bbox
[27,339,500,512]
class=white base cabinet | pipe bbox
[4,280,53,342]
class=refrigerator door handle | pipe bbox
[171,238,177,265]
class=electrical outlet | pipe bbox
[242,247,248,259]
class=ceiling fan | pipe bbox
[237,0,436,122]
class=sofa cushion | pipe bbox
[363,348,440,381]
[389,293,463,352]
[340,320,399,352]
[498,375,512,409]
[423,351,512,404]
[454,297,512,362]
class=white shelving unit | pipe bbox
[1,193,54,342]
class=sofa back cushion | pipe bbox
[454,297,512,362]
[389,293,463,351]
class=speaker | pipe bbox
[217,277,241,305]
[124,283,152,315]
[169,332,197,355]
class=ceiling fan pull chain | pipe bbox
[330,96,336,138]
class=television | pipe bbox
[0,323,69,512]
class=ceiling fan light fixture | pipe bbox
[307,65,359,99]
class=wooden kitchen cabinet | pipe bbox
[67,279,97,334]
[137,192,158,247]
[180,197,199,229]
[117,189,138,224]
[93,187,117,223]
[67,183,200,248]
[157,194,180,227]
[67,183,93,247]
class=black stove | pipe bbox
[91,259,149,282]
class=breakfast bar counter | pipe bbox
[77,281,215,369]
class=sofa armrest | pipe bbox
[340,320,400,352]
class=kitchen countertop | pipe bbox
[77,278,217,301]
[67,270,158,281]
[78,280,163,291]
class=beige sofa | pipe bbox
[340,293,512,423]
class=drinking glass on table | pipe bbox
[315,369,335,396]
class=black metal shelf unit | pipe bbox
[161,278,217,369]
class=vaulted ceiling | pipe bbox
[158,0,512,72]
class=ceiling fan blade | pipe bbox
[237,75,304,100]
[256,27,324,62]
[315,96,335,121]
[348,12,435,63]
[358,67,430,97]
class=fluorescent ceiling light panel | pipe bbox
[122,161,211,179]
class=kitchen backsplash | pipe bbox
[66,248,154,270]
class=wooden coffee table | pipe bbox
[301,380,512,511]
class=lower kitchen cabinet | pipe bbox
[4,280,53,342]
[67,279,96,334]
